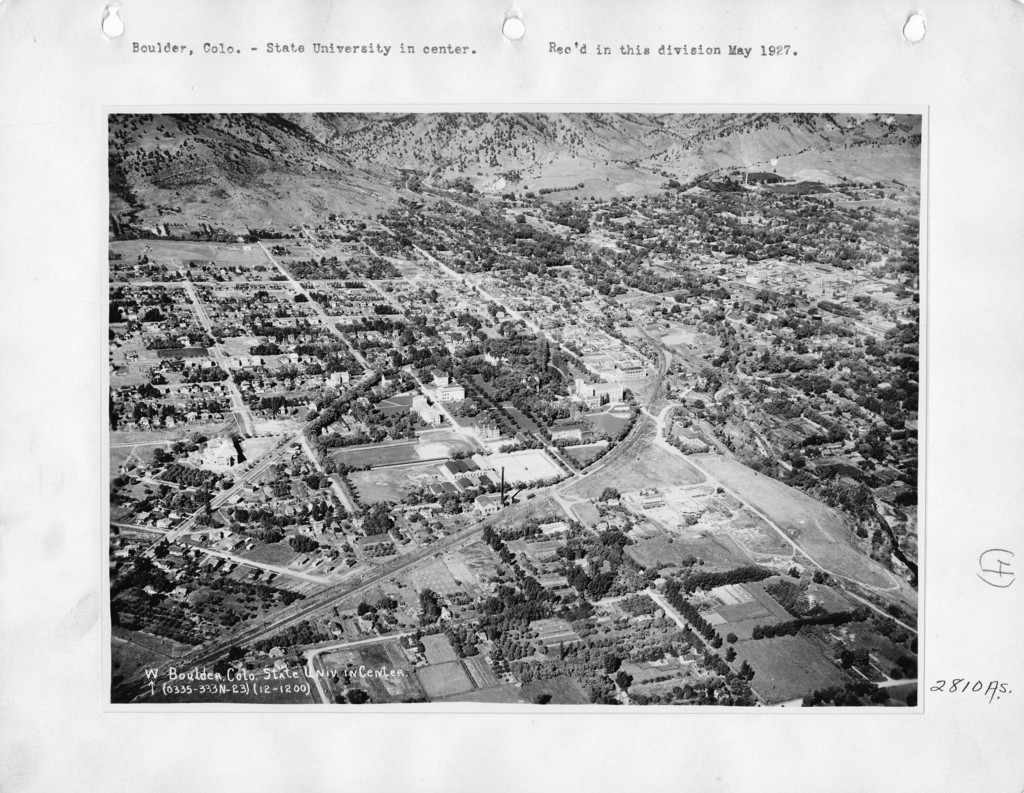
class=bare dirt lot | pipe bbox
[568,441,705,503]
[690,454,895,589]
[349,461,444,505]
[626,531,749,571]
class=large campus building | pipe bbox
[573,377,625,408]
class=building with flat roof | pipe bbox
[615,363,648,380]
[574,378,624,407]
[435,383,465,403]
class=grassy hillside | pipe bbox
[109,112,921,233]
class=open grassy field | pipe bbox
[417,661,475,699]
[112,240,274,278]
[586,409,631,439]
[109,446,136,474]
[331,441,421,468]
[110,632,178,683]
[239,436,278,462]
[564,443,605,466]
[501,404,540,434]
[377,393,415,416]
[408,560,462,597]
[111,627,195,659]
[690,454,895,589]
[736,634,852,704]
[236,540,302,567]
[626,532,749,571]
[520,676,590,705]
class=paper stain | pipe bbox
[41,520,64,558]
[0,740,41,789]
[53,591,99,647]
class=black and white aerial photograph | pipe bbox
[108,112,921,707]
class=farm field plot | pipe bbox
[691,454,895,589]
[714,600,772,623]
[440,684,525,703]
[744,579,802,621]
[462,654,502,690]
[710,579,801,640]
[349,461,444,505]
[416,661,475,698]
[737,635,852,704]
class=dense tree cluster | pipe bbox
[751,607,870,640]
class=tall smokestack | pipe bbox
[500,467,505,505]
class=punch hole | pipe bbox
[902,11,925,44]
[102,5,125,39]
[502,14,525,42]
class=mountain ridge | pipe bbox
[109,112,921,231]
